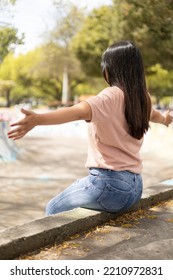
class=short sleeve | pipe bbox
[85,87,118,122]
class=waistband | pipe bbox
[89,167,138,176]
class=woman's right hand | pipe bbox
[8,108,38,140]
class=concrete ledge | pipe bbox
[0,182,173,260]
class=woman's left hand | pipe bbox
[162,110,173,127]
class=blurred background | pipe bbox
[0,0,173,230]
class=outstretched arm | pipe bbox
[8,101,92,140]
[150,108,173,127]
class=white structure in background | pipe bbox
[61,68,69,105]
[0,121,18,161]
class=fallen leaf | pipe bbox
[165,219,173,222]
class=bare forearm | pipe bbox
[36,106,82,125]
[8,101,92,140]
[150,108,165,124]
[150,108,173,126]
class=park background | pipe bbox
[0,0,173,231]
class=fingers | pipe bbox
[9,108,31,127]
[8,127,27,140]
[8,126,22,136]
[10,110,29,127]
[8,131,25,140]
[8,122,27,140]
[21,108,31,115]
[7,108,34,140]
[165,110,173,126]
[10,120,25,127]
[165,109,171,117]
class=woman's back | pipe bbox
[85,86,143,173]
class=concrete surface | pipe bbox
[19,198,173,260]
[0,122,173,259]
[0,179,173,260]
[0,123,173,231]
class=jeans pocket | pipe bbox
[97,182,132,212]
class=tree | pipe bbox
[0,27,23,63]
[146,64,173,103]
[0,80,15,107]
[72,0,173,77]
[0,0,24,63]
[113,0,173,70]
[72,5,120,77]
[0,0,16,15]
[0,46,74,106]
[50,2,86,104]
[0,52,16,106]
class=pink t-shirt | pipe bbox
[85,86,144,174]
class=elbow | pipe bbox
[74,102,92,122]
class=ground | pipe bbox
[0,122,173,231]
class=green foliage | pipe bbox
[72,6,120,76]
[0,53,15,106]
[0,45,78,105]
[0,0,16,10]
[113,0,173,70]
[73,0,173,77]
[2,0,16,4]
[0,52,15,79]
[0,27,23,62]
[1,0,173,106]
[52,4,85,48]
[14,49,62,103]
[0,0,24,63]
[146,64,173,98]
[71,77,106,97]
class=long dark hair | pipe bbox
[101,41,151,140]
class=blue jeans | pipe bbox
[46,168,143,215]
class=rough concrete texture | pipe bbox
[20,199,173,260]
[0,180,173,260]
[0,122,173,259]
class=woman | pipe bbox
[8,41,173,215]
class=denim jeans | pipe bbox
[46,168,143,216]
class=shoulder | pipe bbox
[88,86,124,105]
[100,86,123,97]
[85,86,124,122]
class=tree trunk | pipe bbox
[62,68,69,106]
[6,89,11,107]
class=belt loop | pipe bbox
[134,174,136,182]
